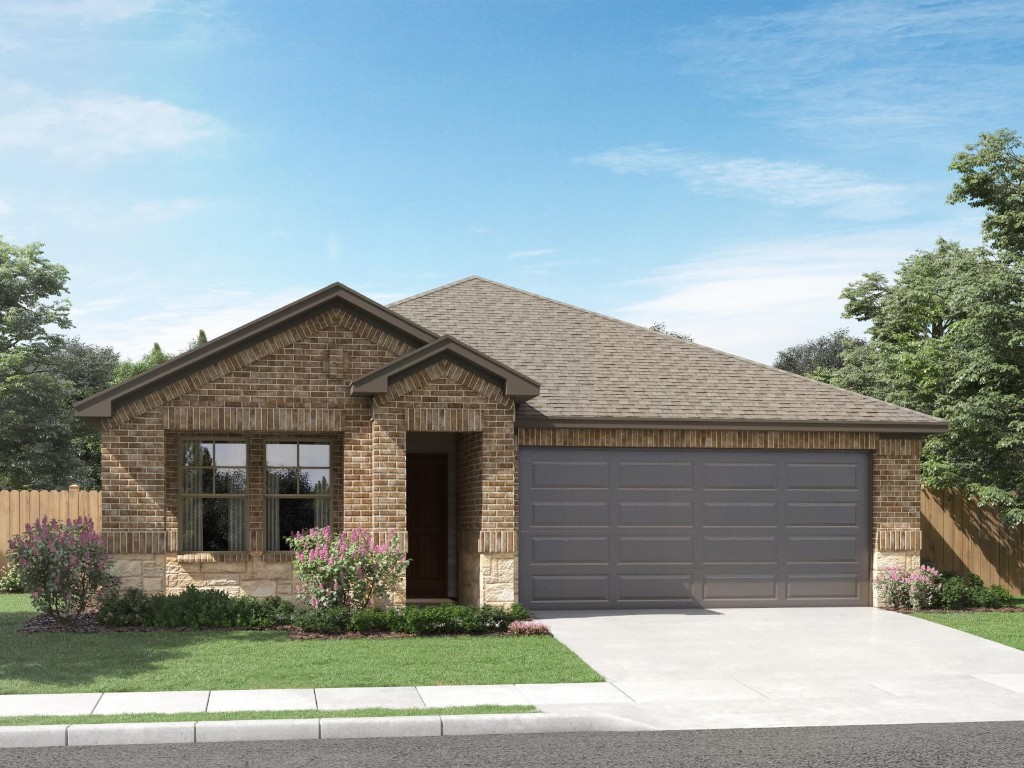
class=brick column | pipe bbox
[871,437,924,604]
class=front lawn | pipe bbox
[0,595,601,695]
[913,609,1024,652]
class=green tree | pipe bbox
[0,236,71,376]
[774,329,866,378]
[649,322,693,342]
[826,240,1024,524]
[948,129,1024,257]
[114,342,172,384]
[0,237,118,488]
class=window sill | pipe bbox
[176,552,250,564]
[262,551,295,563]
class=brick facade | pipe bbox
[98,304,924,608]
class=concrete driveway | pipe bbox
[536,608,1024,730]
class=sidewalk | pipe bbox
[0,683,650,748]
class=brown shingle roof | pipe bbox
[391,276,946,433]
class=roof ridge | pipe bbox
[403,274,674,337]
[389,276,481,307]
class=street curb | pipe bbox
[0,713,651,748]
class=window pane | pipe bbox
[181,498,203,551]
[273,498,317,551]
[266,443,297,467]
[201,498,247,552]
[314,496,330,528]
[202,498,232,551]
[215,443,246,467]
[267,467,298,495]
[182,468,213,495]
[182,440,213,468]
[299,468,330,495]
[215,467,247,494]
[299,443,329,468]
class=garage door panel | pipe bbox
[618,501,694,526]
[519,448,870,609]
[782,536,861,563]
[701,502,777,526]
[618,536,692,564]
[704,463,777,490]
[528,501,610,527]
[529,536,608,565]
[703,536,777,564]
[530,575,609,602]
[786,463,860,490]
[619,462,694,489]
[702,575,777,600]
[617,575,697,601]
[786,502,859,526]
[786,575,861,599]
[531,461,609,488]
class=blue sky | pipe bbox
[2,0,1022,363]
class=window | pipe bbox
[180,441,248,552]
[266,443,330,551]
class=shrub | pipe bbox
[288,526,409,609]
[7,517,118,622]
[95,586,295,629]
[97,586,150,627]
[291,603,534,636]
[508,620,551,636]
[0,556,24,594]
[874,564,941,610]
[936,573,1013,610]
[291,605,352,633]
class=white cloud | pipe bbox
[670,1,1024,138]
[0,90,227,161]
[580,145,912,220]
[0,0,160,24]
[508,248,557,259]
[72,284,309,358]
[616,223,981,364]
[0,198,11,216]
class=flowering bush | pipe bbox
[287,526,409,609]
[0,555,24,594]
[874,564,942,610]
[7,517,118,622]
[507,620,551,636]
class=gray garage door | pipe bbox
[518,448,870,609]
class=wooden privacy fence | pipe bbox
[0,486,101,557]
[920,488,1024,594]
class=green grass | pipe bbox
[913,610,1024,651]
[0,595,600,694]
[0,705,535,728]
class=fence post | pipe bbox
[68,484,80,521]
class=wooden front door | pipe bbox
[406,453,448,599]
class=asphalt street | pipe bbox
[2,722,1023,768]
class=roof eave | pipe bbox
[351,335,540,402]
[514,416,949,435]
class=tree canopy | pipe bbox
[773,329,865,378]
[948,129,1024,258]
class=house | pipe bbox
[74,277,946,609]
